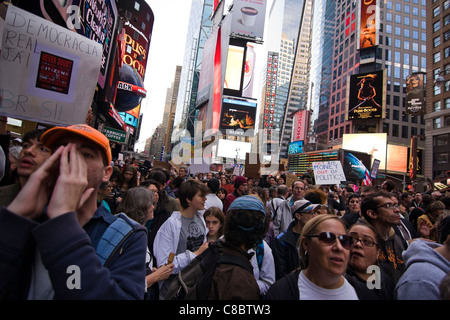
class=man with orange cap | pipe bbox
[0,124,148,299]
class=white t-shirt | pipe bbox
[201,193,224,212]
[298,270,359,300]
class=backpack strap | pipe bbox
[217,254,253,274]
[255,240,264,270]
[96,213,139,267]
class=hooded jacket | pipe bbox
[395,240,450,300]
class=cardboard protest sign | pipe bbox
[312,161,346,185]
[0,5,102,126]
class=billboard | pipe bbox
[405,72,426,116]
[342,133,387,170]
[224,45,245,91]
[342,150,372,181]
[292,110,307,142]
[346,70,386,120]
[219,98,257,134]
[387,144,408,172]
[358,0,378,50]
[263,52,278,136]
[288,151,339,176]
[217,139,252,160]
[230,0,267,40]
[288,141,304,155]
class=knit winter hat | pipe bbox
[234,176,247,188]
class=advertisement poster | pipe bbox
[292,109,307,142]
[358,0,378,49]
[347,70,385,120]
[288,141,304,155]
[230,0,267,40]
[219,98,256,133]
[405,72,426,116]
[0,5,103,126]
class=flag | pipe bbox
[362,169,372,186]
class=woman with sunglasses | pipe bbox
[346,221,396,300]
[265,214,368,300]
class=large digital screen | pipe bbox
[342,133,387,170]
[288,151,339,176]
[347,70,385,120]
[219,98,257,134]
[224,45,245,91]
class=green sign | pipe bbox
[102,126,126,143]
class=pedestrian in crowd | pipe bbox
[267,185,285,221]
[359,185,378,199]
[360,192,407,285]
[346,220,396,300]
[201,178,223,212]
[395,216,450,300]
[178,166,189,182]
[388,193,418,245]
[409,193,432,232]
[216,186,228,204]
[97,181,113,213]
[140,179,171,257]
[118,165,139,192]
[154,179,209,299]
[273,180,307,236]
[203,207,226,243]
[115,186,174,299]
[399,192,414,220]
[272,200,318,280]
[0,129,51,206]
[417,200,445,241]
[223,175,248,213]
[265,214,362,300]
[249,237,276,297]
[0,124,148,299]
[341,193,361,229]
[381,179,395,193]
[411,191,423,209]
[148,168,180,214]
[208,195,269,299]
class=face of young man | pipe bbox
[55,135,112,190]
[371,196,402,227]
[17,138,52,179]
[292,181,306,201]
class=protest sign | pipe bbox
[0,5,102,126]
[312,161,346,185]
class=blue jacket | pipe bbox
[0,205,148,299]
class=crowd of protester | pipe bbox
[0,125,449,300]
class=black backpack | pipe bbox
[164,240,253,300]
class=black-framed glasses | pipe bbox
[307,232,355,250]
[348,233,377,248]
[375,203,399,210]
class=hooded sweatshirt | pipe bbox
[395,240,450,300]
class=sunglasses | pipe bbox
[307,232,355,250]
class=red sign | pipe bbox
[292,110,307,142]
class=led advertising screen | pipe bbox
[346,70,386,120]
[219,98,257,134]
[224,45,245,91]
[288,151,339,176]
[342,150,372,181]
[358,0,378,50]
[230,0,267,40]
[342,133,387,170]
[405,72,426,116]
[288,141,304,155]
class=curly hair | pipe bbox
[225,209,268,250]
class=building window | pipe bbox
[435,153,449,164]
[434,134,449,146]
[445,98,450,109]
[434,36,441,47]
[402,126,409,138]
[433,6,441,17]
[392,124,399,137]
[434,21,441,32]
[434,52,441,63]
[393,109,400,120]
[434,101,442,111]
[434,118,442,129]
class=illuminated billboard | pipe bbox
[342,133,387,170]
[387,144,408,172]
[405,72,426,116]
[292,110,308,142]
[288,141,304,155]
[217,139,252,160]
[346,70,386,120]
[288,151,339,176]
[230,0,267,40]
[358,0,378,50]
[219,98,257,134]
[224,45,245,91]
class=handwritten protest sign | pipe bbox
[312,161,346,185]
[0,5,102,126]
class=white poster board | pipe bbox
[0,5,102,126]
[312,161,346,185]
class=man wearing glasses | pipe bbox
[273,180,307,236]
[360,192,407,285]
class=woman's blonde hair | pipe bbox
[297,214,347,268]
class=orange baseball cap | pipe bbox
[41,124,112,164]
